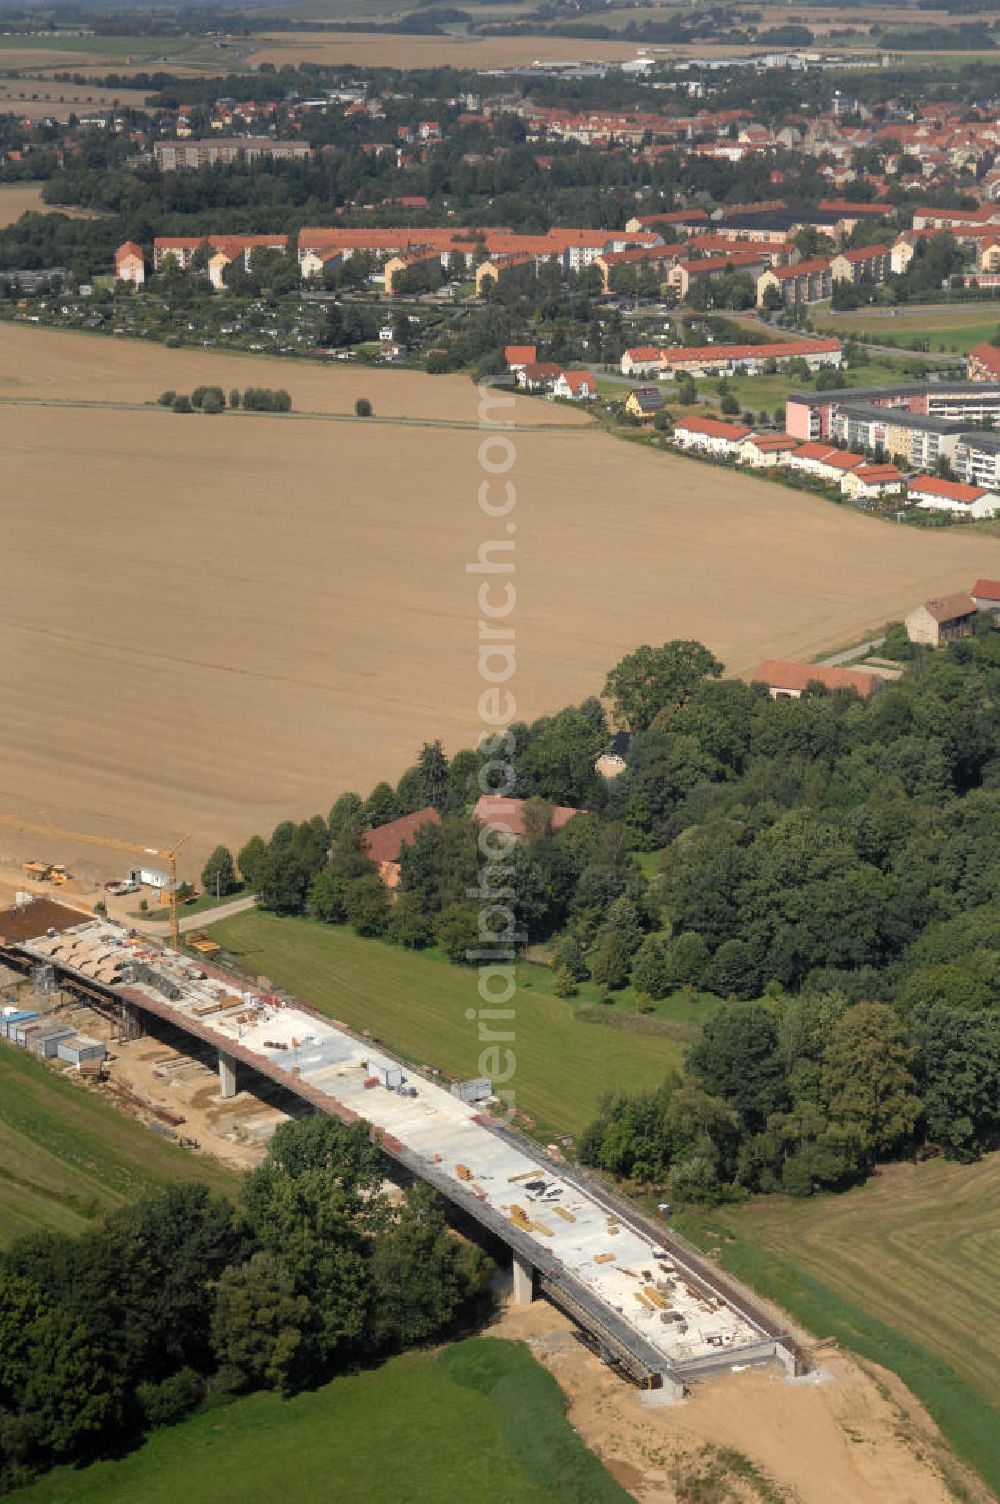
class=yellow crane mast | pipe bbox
[0,814,191,949]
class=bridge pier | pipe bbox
[512,1250,535,1305]
[218,1050,238,1100]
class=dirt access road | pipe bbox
[495,1303,991,1504]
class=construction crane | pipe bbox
[0,814,191,949]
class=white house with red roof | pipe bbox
[114,241,145,286]
[504,344,537,372]
[786,443,866,484]
[840,462,905,502]
[738,432,798,468]
[552,368,597,401]
[970,578,1000,616]
[908,476,1000,519]
[672,416,752,457]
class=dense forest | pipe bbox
[216,625,1000,1203]
[0,1117,489,1493]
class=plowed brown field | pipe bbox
[4,328,1000,883]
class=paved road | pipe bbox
[818,636,886,666]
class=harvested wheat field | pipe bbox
[0,184,103,228]
[4,347,1000,881]
[0,324,586,426]
[0,82,150,122]
[246,31,649,69]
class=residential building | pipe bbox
[364,807,441,888]
[517,361,562,392]
[552,369,597,401]
[968,342,1000,382]
[672,416,752,456]
[624,386,664,421]
[738,432,798,468]
[756,259,833,309]
[908,476,1000,519]
[786,443,865,484]
[829,243,890,285]
[752,660,879,699]
[154,138,311,171]
[152,233,288,272]
[905,592,979,647]
[114,240,144,286]
[620,345,665,378]
[840,462,904,502]
[504,344,537,372]
[955,430,1000,491]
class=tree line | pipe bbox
[208,626,1000,1200]
[0,1117,489,1494]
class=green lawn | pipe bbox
[209,911,693,1139]
[813,303,1000,355]
[133,886,248,922]
[675,1152,1000,1497]
[0,33,171,56]
[718,357,928,415]
[0,1044,239,1247]
[9,1338,631,1504]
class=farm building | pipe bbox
[472,796,580,840]
[970,578,1000,616]
[752,660,879,700]
[905,593,979,648]
[364,806,442,889]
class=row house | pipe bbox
[738,432,799,468]
[659,338,843,381]
[840,462,905,503]
[785,443,867,486]
[150,233,288,273]
[908,478,1000,521]
[672,416,752,457]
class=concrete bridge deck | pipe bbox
[1,901,801,1394]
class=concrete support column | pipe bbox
[512,1250,535,1305]
[218,1050,238,1100]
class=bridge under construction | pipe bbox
[0,897,803,1399]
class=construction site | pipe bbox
[0,894,804,1399]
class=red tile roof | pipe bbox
[909,476,988,505]
[917,592,978,623]
[971,578,1000,601]
[675,416,752,440]
[473,795,579,838]
[364,807,441,867]
[505,344,537,366]
[753,660,878,697]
